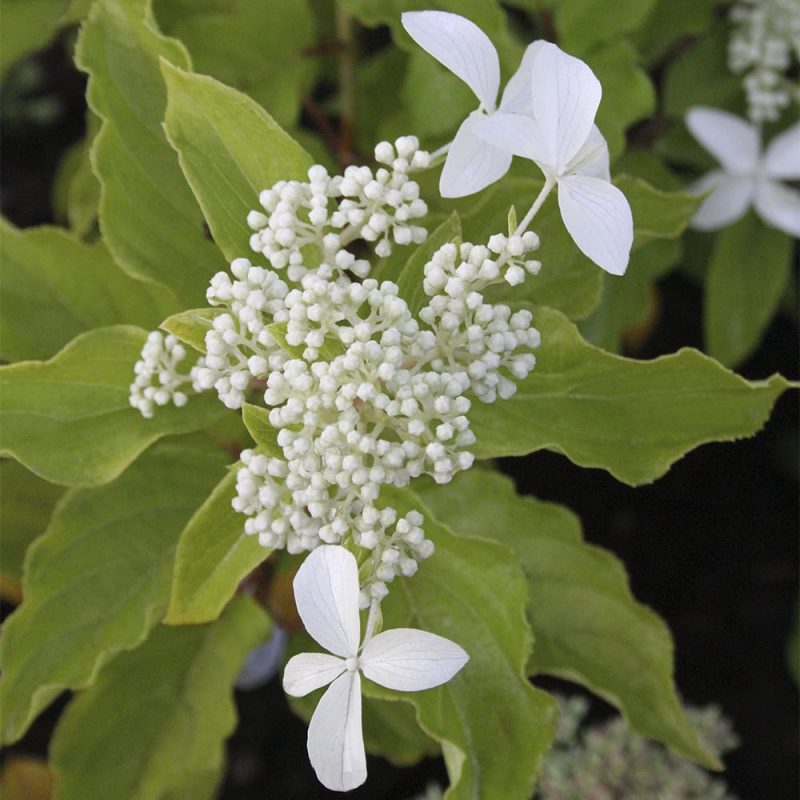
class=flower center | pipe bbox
[345,656,359,672]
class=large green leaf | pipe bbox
[161,60,312,262]
[153,0,317,129]
[165,467,267,624]
[468,307,791,485]
[417,469,719,768]
[0,460,64,583]
[616,174,702,242]
[0,220,177,362]
[51,597,269,800]
[368,485,557,800]
[580,238,681,352]
[0,435,229,744]
[0,0,68,78]
[705,213,793,368]
[0,326,225,487]
[75,0,221,306]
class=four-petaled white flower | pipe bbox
[473,42,634,275]
[401,10,542,198]
[283,545,469,792]
[685,106,800,237]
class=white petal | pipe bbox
[569,125,610,181]
[557,175,633,275]
[499,40,546,113]
[440,112,513,198]
[685,107,760,174]
[283,652,346,697]
[530,42,602,170]
[689,170,754,231]
[763,122,800,180]
[360,628,469,692]
[754,179,800,238]
[471,111,549,165]
[401,11,499,109]
[307,671,366,792]
[293,545,361,658]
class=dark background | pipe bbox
[2,30,797,800]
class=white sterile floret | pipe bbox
[283,546,468,792]
[473,42,633,276]
[129,331,193,418]
[728,0,800,123]
[685,107,800,236]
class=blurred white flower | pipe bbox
[283,545,468,791]
[686,106,800,237]
[474,43,633,275]
[401,10,543,197]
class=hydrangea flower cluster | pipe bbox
[130,134,541,603]
[728,0,800,122]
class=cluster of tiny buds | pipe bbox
[246,136,430,281]
[129,140,546,605]
[129,331,190,418]
[728,0,800,122]
[420,240,541,402]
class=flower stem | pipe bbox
[362,598,381,647]
[513,175,556,238]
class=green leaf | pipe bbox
[51,597,269,800]
[75,0,221,306]
[369,485,557,800]
[443,177,604,321]
[0,435,229,743]
[634,0,715,66]
[153,0,317,129]
[161,60,312,262]
[241,403,282,456]
[160,307,225,353]
[395,211,460,316]
[416,468,720,768]
[166,466,267,624]
[0,0,68,78]
[663,27,742,120]
[705,213,793,368]
[553,0,657,55]
[616,174,702,243]
[0,460,64,582]
[468,306,791,485]
[400,52,475,141]
[0,220,177,362]
[580,238,681,352]
[0,326,226,487]
[587,40,655,160]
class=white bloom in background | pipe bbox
[685,107,800,237]
[283,546,468,792]
[401,10,542,198]
[728,0,800,123]
[473,42,633,275]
